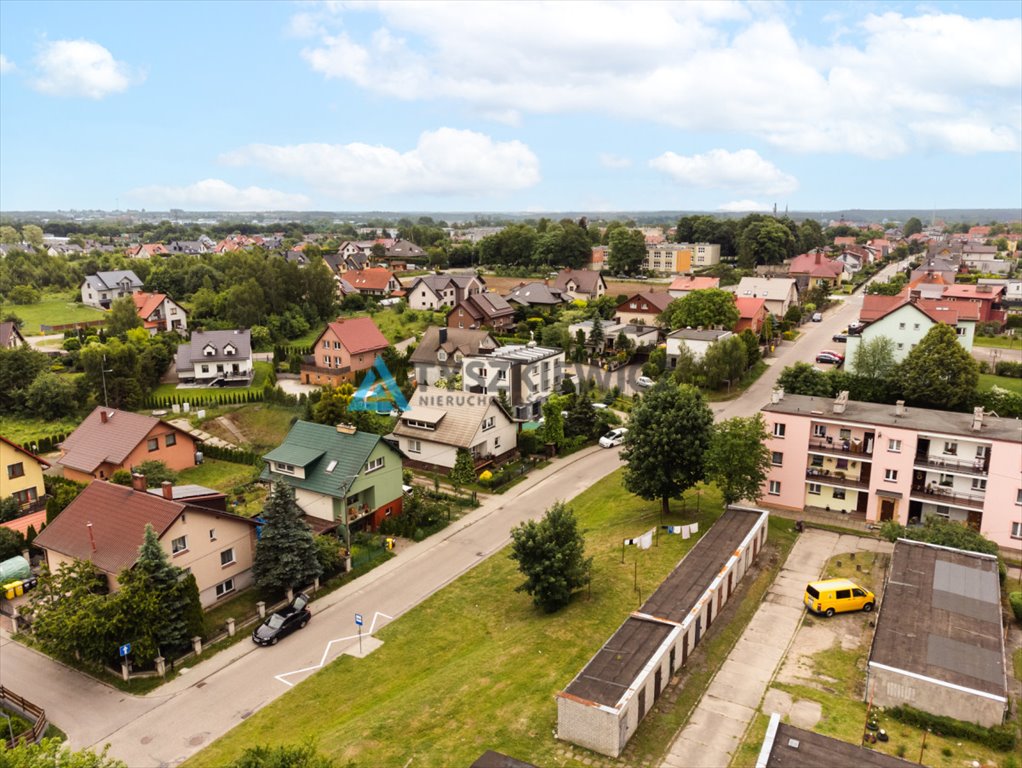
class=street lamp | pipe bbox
[1,710,15,748]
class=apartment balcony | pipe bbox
[913,452,988,476]
[910,483,985,510]
[805,468,869,490]
[808,437,873,460]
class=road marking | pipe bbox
[274,611,394,687]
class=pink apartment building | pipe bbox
[760,391,1022,551]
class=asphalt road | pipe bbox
[0,272,898,766]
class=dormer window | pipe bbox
[203,344,216,356]
[437,350,448,362]
[224,344,236,356]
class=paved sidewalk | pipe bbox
[662,529,893,768]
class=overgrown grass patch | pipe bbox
[704,360,769,402]
[0,415,82,447]
[9,292,106,335]
[195,403,302,453]
[187,477,790,768]
[351,307,447,344]
[974,335,1022,350]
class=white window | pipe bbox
[437,350,447,362]
[171,536,187,554]
[808,483,821,495]
[275,462,294,474]
[366,457,384,473]
[813,424,827,437]
[408,439,421,454]
[215,578,235,599]
[898,322,906,330]
[971,478,987,492]
[887,439,901,452]
[1012,521,1022,539]
[494,436,501,450]
[975,445,989,460]
[771,451,783,466]
[773,423,786,438]
[884,469,898,482]
[209,528,216,541]
[943,441,957,456]
[768,480,781,496]
[220,548,236,567]
[482,416,495,431]
[833,488,846,500]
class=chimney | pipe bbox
[161,480,174,500]
[815,252,822,265]
[895,400,905,417]
[771,388,784,404]
[336,423,357,434]
[100,410,109,424]
[971,406,984,431]
[86,522,97,553]
[438,327,448,344]
[833,390,848,415]
[131,473,146,491]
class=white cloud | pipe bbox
[128,179,311,211]
[295,3,1021,157]
[650,149,798,195]
[717,200,772,212]
[220,128,541,201]
[599,153,632,169]
[31,39,142,99]
[0,54,14,74]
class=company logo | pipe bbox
[350,356,410,413]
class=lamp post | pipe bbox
[1,710,15,748]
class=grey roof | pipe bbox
[176,329,252,367]
[762,393,1022,443]
[83,270,143,291]
[410,274,480,294]
[733,277,797,301]
[409,326,498,365]
[762,721,917,768]
[392,387,512,449]
[145,484,221,500]
[668,328,732,341]
[484,344,561,363]
[870,540,1006,697]
[505,282,565,306]
[470,291,514,316]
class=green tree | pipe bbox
[107,294,143,336]
[21,224,44,248]
[777,362,832,397]
[900,324,978,410]
[587,318,604,350]
[797,219,826,252]
[508,501,592,613]
[134,460,178,487]
[642,346,666,379]
[0,526,25,560]
[671,343,701,386]
[850,336,896,380]
[449,448,476,492]
[738,218,796,267]
[607,228,646,274]
[29,560,115,664]
[8,285,41,304]
[564,386,597,440]
[903,217,923,237]
[25,372,79,420]
[622,382,714,517]
[739,329,762,367]
[0,224,19,244]
[700,335,747,390]
[2,738,127,768]
[0,345,49,413]
[706,415,772,507]
[661,288,740,330]
[253,483,323,595]
[227,743,336,768]
[540,396,566,447]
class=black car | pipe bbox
[832,333,848,343]
[252,593,311,646]
[816,352,844,365]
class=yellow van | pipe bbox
[803,578,875,617]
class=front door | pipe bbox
[856,491,868,515]
[880,498,896,521]
[967,510,983,530]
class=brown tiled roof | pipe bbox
[0,510,47,538]
[734,297,766,319]
[553,268,605,294]
[668,276,720,292]
[58,407,192,474]
[789,252,844,278]
[617,291,673,314]
[409,327,497,364]
[323,317,389,355]
[132,291,167,320]
[858,293,907,322]
[346,268,400,292]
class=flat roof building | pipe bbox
[756,716,916,768]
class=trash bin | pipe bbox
[385,537,395,551]
[3,580,23,599]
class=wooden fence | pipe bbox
[0,685,47,749]
[39,319,106,333]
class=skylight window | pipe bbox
[325,460,337,473]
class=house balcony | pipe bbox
[805,468,869,490]
[913,452,988,476]
[909,483,985,510]
[808,437,873,460]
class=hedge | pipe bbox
[885,704,1016,751]
[1009,592,1022,624]
[994,360,1022,378]
[201,443,263,467]
[142,390,266,409]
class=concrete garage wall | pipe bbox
[866,663,1007,728]
[556,696,621,756]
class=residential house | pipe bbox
[301,317,390,387]
[282,250,309,267]
[667,276,720,299]
[34,480,258,607]
[553,268,607,300]
[323,250,369,275]
[614,291,673,325]
[939,283,1007,324]
[567,319,659,354]
[911,257,959,285]
[587,246,608,272]
[410,326,498,386]
[846,299,977,372]
[643,243,720,274]
[391,386,517,473]
[504,281,565,308]
[462,344,565,421]
[124,243,169,259]
[0,321,27,349]
[760,391,1022,549]
[132,292,188,335]
[405,274,486,311]
[261,420,403,533]
[788,251,845,291]
[979,278,1021,308]
[665,329,733,367]
[166,240,209,255]
[732,278,799,318]
[175,329,254,386]
[967,225,992,240]
[447,292,516,332]
[734,297,767,335]
[833,235,858,247]
[385,239,426,262]
[57,407,198,483]
[2,435,50,512]
[344,268,402,297]
[80,270,144,309]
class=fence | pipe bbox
[39,319,107,333]
[0,686,47,749]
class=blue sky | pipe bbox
[1,1,1020,213]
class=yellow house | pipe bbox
[1,435,50,512]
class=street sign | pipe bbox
[119,643,131,657]
[354,613,363,627]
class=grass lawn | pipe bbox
[354,307,447,343]
[0,414,82,446]
[974,335,1022,350]
[195,403,302,453]
[151,361,274,400]
[8,292,107,335]
[187,476,794,768]
[978,373,1022,394]
[177,459,261,495]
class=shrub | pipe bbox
[518,430,543,456]
[1009,592,1022,624]
[885,704,1016,751]
[994,360,1022,378]
[8,285,41,304]
[781,330,797,341]
[478,470,493,482]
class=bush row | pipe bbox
[201,443,263,467]
[1010,592,1022,624]
[885,705,1016,751]
[994,360,1022,378]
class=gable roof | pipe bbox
[616,291,673,314]
[385,239,425,258]
[789,252,844,278]
[409,326,497,364]
[392,387,512,449]
[941,283,1005,300]
[346,268,400,292]
[410,274,482,295]
[131,291,171,321]
[455,292,515,321]
[34,481,255,576]
[176,329,251,365]
[505,282,564,306]
[322,317,389,355]
[83,270,143,291]
[1,509,47,538]
[0,435,51,469]
[734,296,767,319]
[553,268,605,294]
[0,321,27,348]
[668,276,720,292]
[734,277,798,302]
[59,407,191,474]
[261,420,385,499]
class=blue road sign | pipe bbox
[119,643,131,657]
[354,613,363,627]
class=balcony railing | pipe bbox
[808,438,873,459]
[913,452,988,476]
[805,469,869,489]
[910,484,985,510]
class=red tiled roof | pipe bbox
[789,252,844,278]
[859,293,908,323]
[324,317,390,356]
[1,510,47,538]
[914,298,980,322]
[941,284,1004,300]
[668,276,720,292]
[59,407,191,474]
[346,268,399,292]
[0,435,51,469]
[734,297,766,319]
[132,291,167,320]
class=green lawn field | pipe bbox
[9,292,107,335]
[974,335,1021,350]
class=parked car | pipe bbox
[815,352,844,365]
[599,428,628,448]
[592,402,608,410]
[635,375,654,388]
[811,312,823,322]
[848,322,864,334]
[803,579,875,617]
[832,333,848,343]
[252,593,311,646]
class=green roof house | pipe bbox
[261,420,404,533]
